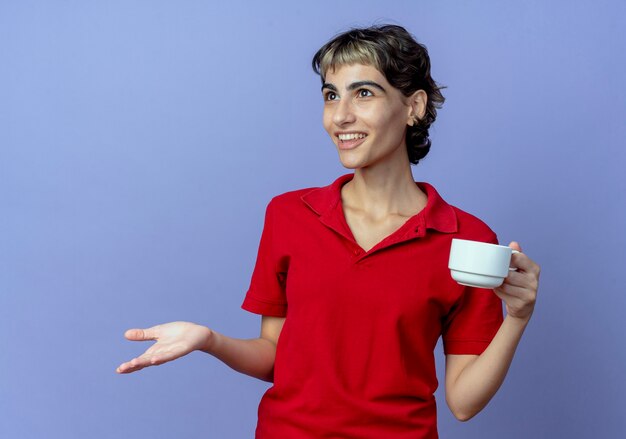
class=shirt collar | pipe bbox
[300,173,457,234]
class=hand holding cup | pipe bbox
[449,239,541,322]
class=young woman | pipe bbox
[117,24,541,439]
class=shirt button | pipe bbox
[354,249,361,255]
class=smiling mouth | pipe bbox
[337,133,368,149]
[337,133,367,141]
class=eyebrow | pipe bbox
[321,81,387,93]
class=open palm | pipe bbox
[116,321,210,374]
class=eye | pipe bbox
[358,89,373,98]
[324,91,338,101]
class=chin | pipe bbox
[337,157,364,170]
[338,154,377,170]
[337,151,368,169]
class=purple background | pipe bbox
[2,1,624,437]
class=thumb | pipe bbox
[509,241,523,252]
[124,326,158,341]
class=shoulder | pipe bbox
[267,186,318,211]
[269,187,317,205]
[450,205,498,244]
[266,174,351,216]
[262,185,324,222]
[420,181,498,244]
[260,186,322,238]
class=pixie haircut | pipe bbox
[312,24,445,165]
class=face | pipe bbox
[322,63,423,170]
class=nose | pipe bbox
[332,97,356,126]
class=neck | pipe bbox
[343,162,427,218]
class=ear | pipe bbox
[406,90,428,126]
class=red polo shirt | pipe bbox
[241,173,504,439]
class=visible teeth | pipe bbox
[338,133,367,141]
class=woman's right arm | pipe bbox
[202,316,285,382]
[116,316,285,382]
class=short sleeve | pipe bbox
[241,199,289,317]
[442,234,504,355]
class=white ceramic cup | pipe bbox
[448,238,520,288]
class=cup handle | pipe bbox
[509,249,521,271]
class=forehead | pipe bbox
[324,63,388,85]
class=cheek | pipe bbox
[322,111,334,135]
[388,106,410,133]
[367,109,404,138]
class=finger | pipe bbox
[510,251,541,276]
[117,363,148,374]
[502,270,537,290]
[116,355,154,374]
[493,285,535,315]
[124,326,159,341]
[116,359,145,374]
[508,241,523,253]
[495,281,530,299]
[117,363,143,374]
[495,276,538,301]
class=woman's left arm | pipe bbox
[445,241,541,421]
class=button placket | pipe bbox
[351,246,366,264]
